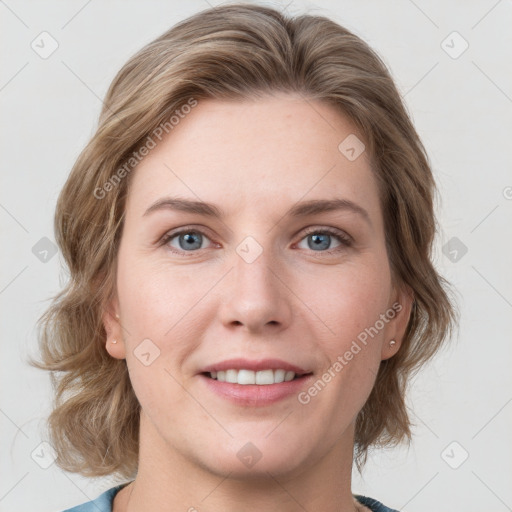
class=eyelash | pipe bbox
[158,225,353,257]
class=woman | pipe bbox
[32,3,456,511]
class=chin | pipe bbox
[197,436,310,479]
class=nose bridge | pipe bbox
[219,235,292,331]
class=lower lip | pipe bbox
[199,373,314,406]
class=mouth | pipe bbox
[202,369,312,385]
[199,368,315,406]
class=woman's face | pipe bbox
[105,94,411,478]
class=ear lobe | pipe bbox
[381,286,414,360]
[102,298,126,360]
[102,309,118,337]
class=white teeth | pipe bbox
[209,369,299,385]
[238,369,255,385]
[284,371,295,382]
[274,369,285,383]
[255,369,274,385]
[226,369,238,383]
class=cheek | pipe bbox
[298,266,390,420]
[117,252,199,336]
[115,254,182,387]
[298,257,392,348]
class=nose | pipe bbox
[217,245,293,334]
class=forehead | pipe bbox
[125,95,381,224]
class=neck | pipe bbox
[118,411,361,512]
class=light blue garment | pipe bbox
[60,483,130,512]
[61,484,400,511]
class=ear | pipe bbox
[381,284,414,360]
[102,294,127,360]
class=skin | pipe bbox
[103,94,412,512]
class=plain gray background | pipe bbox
[1,1,511,511]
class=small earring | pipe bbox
[112,339,117,344]
[389,339,396,347]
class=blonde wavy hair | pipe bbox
[30,2,456,480]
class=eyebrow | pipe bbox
[143,197,371,224]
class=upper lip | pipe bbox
[199,358,311,375]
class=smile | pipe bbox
[206,369,301,385]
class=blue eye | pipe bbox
[306,233,336,251]
[297,229,351,253]
[164,230,211,252]
[160,226,351,256]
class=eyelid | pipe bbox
[158,225,216,251]
[299,225,353,244]
[159,224,353,255]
